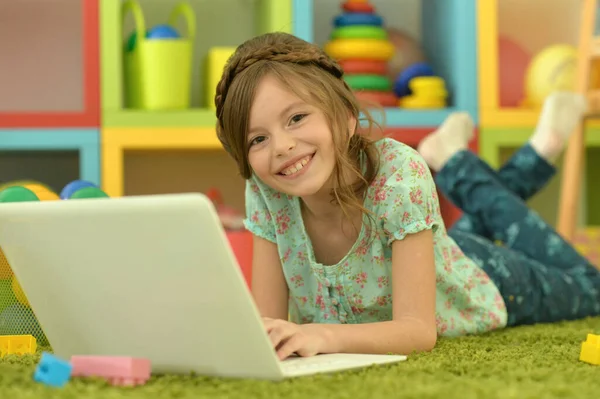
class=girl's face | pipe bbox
[247,75,342,198]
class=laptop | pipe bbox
[0,193,406,380]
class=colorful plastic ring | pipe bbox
[339,59,388,75]
[334,13,382,27]
[399,96,447,109]
[345,74,391,91]
[393,63,435,97]
[325,39,394,61]
[354,90,398,107]
[409,76,446,90]
[342,2,375,13]
[23,184,60,201]
[60,180,97,199]
[331,26,387,40]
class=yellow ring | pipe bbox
[399,96,447,108]
[325,39,394,61]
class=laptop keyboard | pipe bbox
[281,356,347,372]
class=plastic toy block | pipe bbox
[70,356,151,386]
[34,352,73,388]
[0,335,37,357]
[580,333,600,365]
[204,47,236,110]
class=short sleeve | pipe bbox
[243,177,277,243]
[378,147,441,245]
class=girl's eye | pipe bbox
[249,136,266,146]
[290,114,306,124]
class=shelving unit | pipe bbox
[477,0,581,128]
[100,0,291,128]
[0,0,100,190]
[0,0,99,128]
[299,0,478,128]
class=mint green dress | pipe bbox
[243,138,508,337]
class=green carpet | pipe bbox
[1,317,600,399]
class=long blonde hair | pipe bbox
[215,32,383,225]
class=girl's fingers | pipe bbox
[276,334,305,360]
[267,321,294,349]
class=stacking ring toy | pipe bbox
[325,39,394,61]
[339,59,388,75]
[393,63,435,97]
[331,26,387,40]
[345,74,391,91]
[354,91,398,107]
[399,96,446,109]
[409,76,446,90]
[334,13,383,27]
[342,2,375,13]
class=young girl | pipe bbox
[215,32,600,360]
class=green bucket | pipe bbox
[123,0,196,110]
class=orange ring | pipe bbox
[342,2,375,13]
[339,59,388,75]
[354,90,398,107]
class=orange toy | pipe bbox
[342,2,374,13]
[339,59,387,75]
[354,91,398,107]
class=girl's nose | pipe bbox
[273,133,296,156]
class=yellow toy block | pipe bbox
[0,335,37,357]
[580,333,600,365]
[204,47,236,110]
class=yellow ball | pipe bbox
[524,44,577,107]
[11,277,30,307]
[22,183,59,201]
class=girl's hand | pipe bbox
[262,317,332,360]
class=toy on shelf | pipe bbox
[123,0,196,110]
[324,1,397,107]
[498,36,531,107]
[522,44,577,107]
[0,180,109,346]
[71,355,151,386]
[34,352,72,388]
[394,63,449,109]
[204,47,236,110]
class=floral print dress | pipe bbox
[243,138,508,337]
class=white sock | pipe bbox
[529,92,587,163]
[417,112,474,171]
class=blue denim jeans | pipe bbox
[436,144,600,326]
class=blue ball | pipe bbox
[334,13,383,28]
[146,24,180,40]
[393,63,435,97]
[60,180,97,200]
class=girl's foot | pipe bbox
[529,92,587,163]
[417,112,474,171]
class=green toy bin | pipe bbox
[123,0,196,110]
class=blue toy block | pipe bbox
[34,352,72,388]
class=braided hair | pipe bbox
[215,32,382,226]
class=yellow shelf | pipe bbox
[101,127,224,197]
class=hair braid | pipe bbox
[215,34,347,130]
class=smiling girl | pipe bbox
[215,32,600,360]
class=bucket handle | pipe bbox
[122,0,146,44]
[169,2,196,43]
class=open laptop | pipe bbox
[0,193,406,380]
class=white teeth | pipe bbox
[281,156,311,176]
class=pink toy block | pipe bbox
[70,356,151,386]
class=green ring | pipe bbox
[70,187,110,199]
[330,26,387,40]
[0,186,39,203]
[344,74,391,91]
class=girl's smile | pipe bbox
[277,152,315,179]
